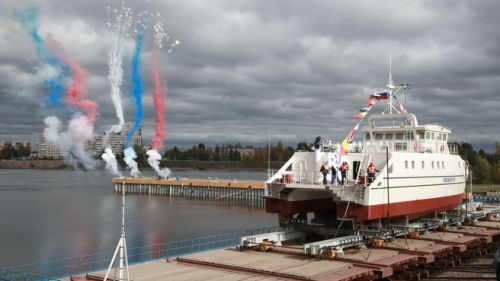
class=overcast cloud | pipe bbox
[0,0,499,152]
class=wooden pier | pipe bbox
[112,177,266,207]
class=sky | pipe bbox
[0,0,499,152]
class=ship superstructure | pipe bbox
[264,69,467,229]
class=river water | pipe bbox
[0,169,276,267]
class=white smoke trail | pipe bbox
[153,20,180,51]
[44,115,97,169]
[107,4,133,134]
[102,146,122,177]
[146,149,171,179]
[124,146,141,178]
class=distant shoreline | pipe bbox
[0,159,66,169]
[0,159,284,171]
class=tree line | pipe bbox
[453,142,500,184]
[163,141,295,163]
[0,144,31,159]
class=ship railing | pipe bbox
[0,226,282,281]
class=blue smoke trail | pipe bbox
[125,22,146,148]
[15,7,67,107]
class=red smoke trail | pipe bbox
[47,34,98,124]
[151,46,167,150]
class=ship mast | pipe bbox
[386,51,396,114]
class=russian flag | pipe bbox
[370,91,389,100]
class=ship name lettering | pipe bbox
[443,177,455,183]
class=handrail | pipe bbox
[0,226,282,281]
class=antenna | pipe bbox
[399,83,411,113]
[103,182,130,281]
[386,51,395,114]
[384,51,401,115]
[387,51,394,89]
[267,130,271,179]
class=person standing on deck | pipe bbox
[331,165,337,185]
[320,164,328,184]
[340,162,349,186]
[367,162,379,184]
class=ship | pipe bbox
[264,67,468,228]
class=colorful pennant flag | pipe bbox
[347,123,359,142]
[340,137,349,156]
[393,95,406,113]
[366,98,378,106]
[352,112,367,120]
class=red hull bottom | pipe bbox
[265,193,464,222]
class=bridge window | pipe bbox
[365,133,371,140]
[431,132,435,139]
[395,133,405,140]
[385,133,393,140]
[442,134,448,142]
[426,132,431,140]
[418,131,425,140]
[437,133,441,141]
[406,131,414,140]
[395,143,408,151]
[375,133,384,140]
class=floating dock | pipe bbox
[112,177,265,207]
[78,212,500,281]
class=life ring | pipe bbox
[413,143,418,152]
[440,145,445,153]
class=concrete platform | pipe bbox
[88,260,277,281]
[381,238,452,263]
[181,249,374,281]
[336,248,417,276]
[416,232,482,253]
[475,220,500,229]
[446,226,500,243]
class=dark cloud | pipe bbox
[0,0,499,152]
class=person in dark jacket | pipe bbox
[331,165,337,184]
[367,162,379,184]
[320,164,328,184]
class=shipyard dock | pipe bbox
[112,177,265,207]
[62,205,500,281]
